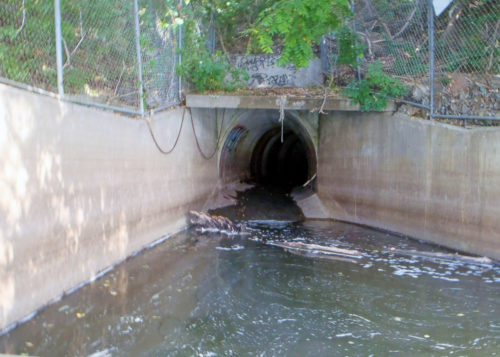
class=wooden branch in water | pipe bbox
[281,246,359,264]
[268,241,362,259]
[390,249,493,265]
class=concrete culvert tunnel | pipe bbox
[219,109,317,192]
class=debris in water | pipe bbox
[58,305,69,312]
[268,241,362,259]
[216,245,245,251]
[87,349,114,357]
[389,249,493,265]
[189,210,247,235]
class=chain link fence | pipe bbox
[0,0,181,115]
[1,0,57,92]
[1,0,498,119]
[432,0,499,119]
[139,0,180,111]
[323,0,499,121]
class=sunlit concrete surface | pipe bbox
[317,112,500,259]
[0,84,219,331]
[187,93,397,111]
[2,85,500,332]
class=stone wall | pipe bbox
[0,84,219,331]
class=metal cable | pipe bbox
[188,107,226,160]
[145,107,186,155]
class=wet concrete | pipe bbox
[1,187,499,356]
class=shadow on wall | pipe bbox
[0,91,142,331]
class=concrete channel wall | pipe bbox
[0,84,219,331]
[317,112,500,260]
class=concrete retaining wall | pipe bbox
[317,112,500,259]
[0,84,219,331]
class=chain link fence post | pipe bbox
[351,0,362,81]
[348,0,498,121]
[133,0,145,116]
[428,0,435,119]
[178,0,183,102]
[208,9,216,55]
[1,0,497,119]
[54,0,64,97]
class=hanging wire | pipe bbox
[279,96,286,143]
[188,107,226,160]
[144,107,187,155]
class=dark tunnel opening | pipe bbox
[250,127,310,192]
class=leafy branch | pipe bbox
[343,61,407,111]
[251,0,352,68]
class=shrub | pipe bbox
[344,61,407,111]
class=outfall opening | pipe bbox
[250,128,310,191]
[219,110,317,193]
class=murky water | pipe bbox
[1,187,499,356]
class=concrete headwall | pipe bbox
[317,112,500,259]
[0,84,219,331]
[232,54,322,88]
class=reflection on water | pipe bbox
[1,191,499,356]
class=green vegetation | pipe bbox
[2,0,496,112]
[344,61,407,111]
[251,0,351,67]
[435,0,499,73]
[0,0,57,89]
[336,25,365,66]
[162,0,249,92]
[357,0,499,75]
[177,48,249,92]
[0,0,138,99]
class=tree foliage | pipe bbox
[165,0,354,89]
[343,61,407,111]
[251,0,352,68]
[163,0,249,92]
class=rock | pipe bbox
[412,84,429,102]
[446,73,470,96]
